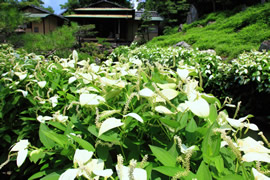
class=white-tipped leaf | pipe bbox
[242,152,270,163]
[68,76,77,84]
[177,68,189,81]
[11,139,29,152]
[59,169,80,180]
[160,89,179,100]
[73,149,93,166]
[98,118,124,136]
[155,106,173,115]
[139,88,155,97]
[124,113,143,123]
[15,72,27,81]
[93,169,113,177]
[186,98,210,118]
[80,94,105,106]
[37,81,46,88]
[157,83,177,90]
[252,168,270,180]
[17,149,28,167]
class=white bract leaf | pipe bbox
[237,137,270,154]
[49,95,58,108]
[17,149,28,167]
[37,81,46,88]
[16,89,28,97]
[242,152,270,163]
[93,169,113,177]
[100,77,118,86]
[160,89,179,100]
[177,68,189,81]
[11,139,29,152]
[244,123,259,131]
[124,113,143,123]
[177,103,189,112]
[73,149,93,167]
[139,88,155,97]
[155,106,173,115]
[157,83,177,90]
[59,169,80,180]
[98,118,124,136]
[79,94,105,106]
[90,64,100,73]
[186,98,210,118]
[68,76,77,84]
[15,72,27,80]
[84,159,104,178]
[37,115,53,123]
[252,168,270,180]
[180,144,196,154]
[72,50,78,62]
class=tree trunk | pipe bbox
[211,0,216,12]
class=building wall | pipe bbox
[44,16,59,34]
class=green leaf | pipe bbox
[197,161,212,180]
[141,71,149,83]
[160,117,179,129]
[149,145,176,167]
[213,155,224,174]
[153,166,182,177]
[28,171,46,180]
[202,122,221,163]
[40,126,69,148]
[219,174,244,180]
[69,134,95,152]
[186,118,197,133]
[40,172,60,180]
[47,121,66,131]
[39,124,55,149]
[88,125,121,145]
[29,149,45,164]
[208,104,217,124]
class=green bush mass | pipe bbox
[0,44,269,179]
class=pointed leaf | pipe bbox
[160,89,179,100]
[155,106,173,115]
[149,145,176,167]
[17,149,28,167]
[69,134,95,152]
[59,169,79,180]
[124,113,143,123]
[98,118,123,136]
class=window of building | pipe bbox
[34,27,39,33]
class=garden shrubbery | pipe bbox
[0,44,269,179]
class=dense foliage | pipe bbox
[147,2,270,59]
[0,44,270,179]
[112,45,270,118]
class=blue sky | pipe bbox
[42,0,68,14]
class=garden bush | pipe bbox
[0,44,269,179]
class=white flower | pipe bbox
[10,139,29,167]
[183,79,199,101]
[37,115,53,123]
[68,76,77,84]
[79,94,105,106]
[37,81,46,88]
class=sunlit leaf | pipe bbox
[155,106,173,115]
[124,113,143,123]
[98,118,124,136]
[17,149,28,167]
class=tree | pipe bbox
[0,2,25,39]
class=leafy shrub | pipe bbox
[0,44,269,179]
